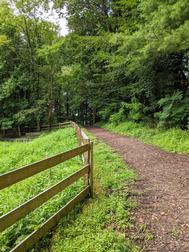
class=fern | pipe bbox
[156,91,189,128]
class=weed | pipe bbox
[171,227,180,239]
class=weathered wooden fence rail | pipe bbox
[0,122,71,138]
[0,122,93,252]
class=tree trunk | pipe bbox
[92,108,96,125]
[18,125,21,137]
[48,101,53,130]
[37,118,41,132]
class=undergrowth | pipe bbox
[48,132,139,252]
[102,121,189,153]
[0,127,84,252]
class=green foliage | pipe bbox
[0,128,83,251]
[99,103,120,122]
[49,133,138,252]
[0,1,61,130]
[155,91,189,128]
[110,99,145,125]
[103,121,189,153]
[1,0,189,129]
[13,108,38,125]
[0,118,13,130]
[0,35,9,46]
[127,99,144,122]
[110,103,127,125]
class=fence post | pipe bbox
[89,141,94,198]
[70,121,93,198]
[81,138,88,187]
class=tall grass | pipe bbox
[0,128,84,251]
[48,132,139,252]
[102,121,189,153]
[1,127,141,251]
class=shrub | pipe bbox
[99,103,119,122]
[127,98,144,122]
[110,99,145,125]
[110,102,128,125]
[155,91,189,129]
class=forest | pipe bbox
[1,0,189,133]
[1,1,189,251]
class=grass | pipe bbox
[101,121,189,153]
[0,127,139,252]
[0,127,84,252]
[48,132,139,252]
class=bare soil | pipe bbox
[88,127,189,252]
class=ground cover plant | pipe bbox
[0,127,84,251]
[102,121,189,154]
[47,132,139,252]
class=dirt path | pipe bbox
[88,127,189,252]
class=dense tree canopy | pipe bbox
[0,0,189,134]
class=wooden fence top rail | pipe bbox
[24,122,71,128]
[39,122,71,128]
[0,143,90,190]
[81,130,90,140]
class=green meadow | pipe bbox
[0,127,84,251]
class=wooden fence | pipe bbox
[0,122,93,252]
[0,121,71,138]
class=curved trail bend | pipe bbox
[88,127,189,252]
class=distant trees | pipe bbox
[0,0,189,132]
[55,0,189,128]
[0,1,62,132]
